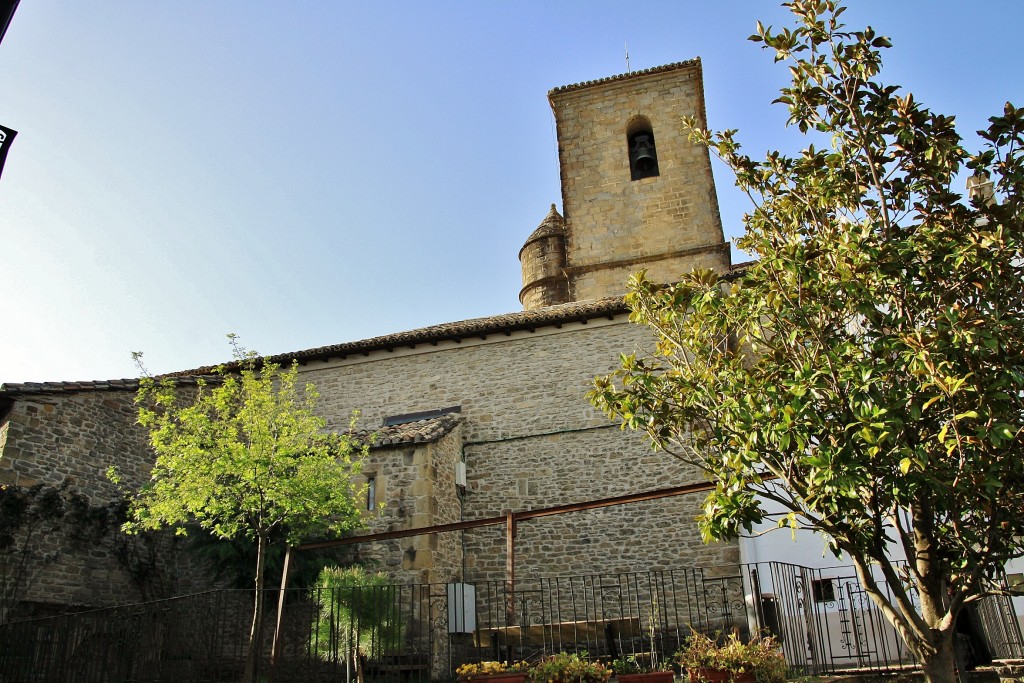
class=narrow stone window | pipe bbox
[627,116,660,180]
[366,475,376,511]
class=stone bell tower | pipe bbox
[520,59,730,310]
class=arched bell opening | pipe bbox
[626,116,660,181]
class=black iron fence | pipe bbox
[1,563,1021,682]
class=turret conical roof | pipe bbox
[519,204,565,258]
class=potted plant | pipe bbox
[611,654,675,683]
[528,652,612,683]
[457,660,532,683]
[675,631,787,683]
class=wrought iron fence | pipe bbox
[1,563,1021,682]
[743,562,1024,675]
[745,562,918,674]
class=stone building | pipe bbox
[0,59,738,612]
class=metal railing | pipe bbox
[1,563,1021,682]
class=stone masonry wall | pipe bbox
[0,390,150,494]
[550,62,729,301]
[0,315,739,605]
[519,232,569,310]
[462,427,735,583]
[568,244,730,308]
[296,316,737,585]
[353,426,464,586]
[429,425,464,584]
[0,388,207,608]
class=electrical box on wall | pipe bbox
[455,461,467,487]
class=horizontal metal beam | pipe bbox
[294,479,715,551]
[296,513,508,550]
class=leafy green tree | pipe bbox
[590,3,1024,682]
[116,338,368,683]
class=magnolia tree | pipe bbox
[590,3,1024,682]
[114,338,368,683]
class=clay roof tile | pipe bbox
[355,412,462,448]
[0,298,629,393]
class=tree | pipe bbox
[185,521,354,593]
[590,3,1024,682]
[313,566,403,668]
[115,338,368,683]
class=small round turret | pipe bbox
[519,204,569,310]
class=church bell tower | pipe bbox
[520,59,730,310]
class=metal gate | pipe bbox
[745,562,1024,675]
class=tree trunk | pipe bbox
[920,630,958,683]
[244,533,268,683]
[847,552,964,683]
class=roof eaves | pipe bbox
[163,298,629,377]
[0,375,217,397]
[548,59,701,98]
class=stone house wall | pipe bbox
[0,312,737,612]
[0,387,207,609]
[428,425,464,583]
[0,389,149,494]
[351,425,464,586]
[295,314,737,585]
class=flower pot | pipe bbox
[618,671,676,683]
[460,673,528,683]
[686,669,755,683]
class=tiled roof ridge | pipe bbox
[0,375,217,397]
[161,296,630,378]
[354,412,462,449]
[1,261,754,395]
[549,58,701,96]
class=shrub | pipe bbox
[611,654,672,674]
[529,652,611,683]
[456,661,531,679]
[675,632,786,683]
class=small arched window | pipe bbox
[627,117,659,180]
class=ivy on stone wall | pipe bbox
[2,484,74,623]
[1,484,65,624]
[0,483,179,623]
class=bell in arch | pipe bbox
[628,131,659,180]
[630,135,656,172]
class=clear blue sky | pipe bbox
[1,2,1021,383]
